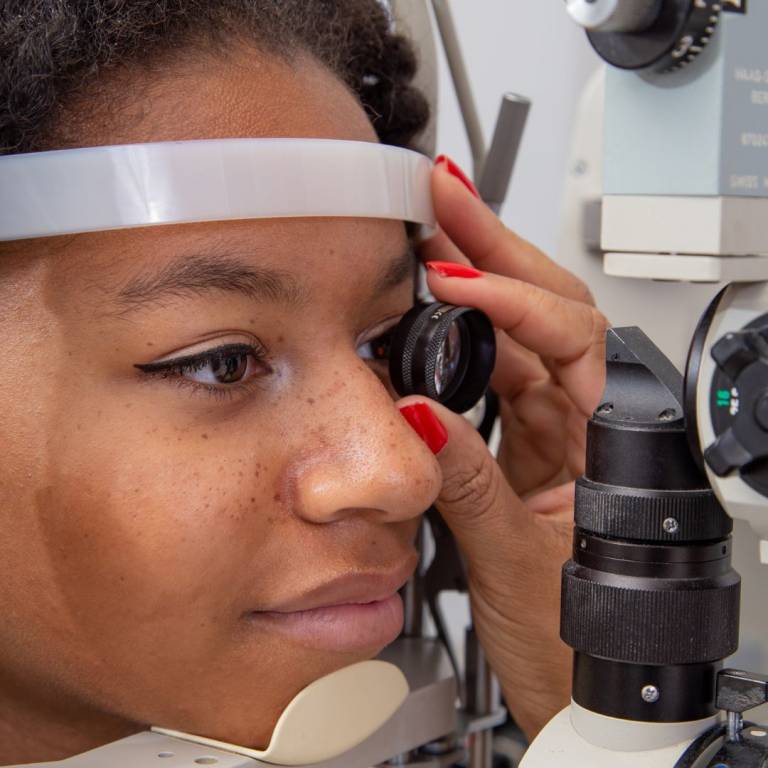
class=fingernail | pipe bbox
[426,260,483,279]
[400,403,448,455]
[435,154,481,199]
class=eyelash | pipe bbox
[133,320,401,402]
[135,341,270,400]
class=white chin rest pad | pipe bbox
[151,660,409,766]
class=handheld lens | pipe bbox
[389,302,496,413]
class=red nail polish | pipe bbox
[400,403,448,455]
[435,154,481,199]
[426,260,483,279]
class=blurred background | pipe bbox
[432,1,598,256]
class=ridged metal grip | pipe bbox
[575,478,731,542]
[561,562,740,665]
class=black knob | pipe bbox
[717,669,768,714]
[705,428,755,476]
[712,332,760,381]
[703,319,768,498]
[587,0,721,74]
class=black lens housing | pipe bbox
[559,327,740,724]
[389,302,496,413]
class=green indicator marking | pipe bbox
[716,389,731,407]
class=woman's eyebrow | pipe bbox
[114,254,308,313]
[112,246,415,314]
[372,246,417,296]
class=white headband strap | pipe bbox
[0,139,435,241]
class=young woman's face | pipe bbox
[0,47,442,757]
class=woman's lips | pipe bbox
[251,592,405,652]
[246,560,415,652]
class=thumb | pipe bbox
[398,397,573,739]
[398,397,533,575]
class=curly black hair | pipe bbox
[0,0,430,155]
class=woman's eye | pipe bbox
[184,349,255,385]
[135,343,268,389]
[357,329,393,362]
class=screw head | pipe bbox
[641,684,660,703]
[663,517,680,534]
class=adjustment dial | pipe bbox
[704,318,768,498]
[582,0,722,74]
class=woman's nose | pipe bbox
[286,363,443,525]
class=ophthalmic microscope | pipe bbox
[521,0,768,765]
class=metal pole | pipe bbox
[478,93,531,215]
[430,0,487,179]
[402,523,424,637]
[465,627,500,768]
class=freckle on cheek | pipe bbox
[201,433,208,440]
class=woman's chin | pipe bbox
[157,634,401,751]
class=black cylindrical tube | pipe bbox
[560,328,740,724]
[572,655,718,722]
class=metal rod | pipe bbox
[430,0,486,179]
[401,523,424,637]
[478,93,531,215]
[727,710,743,742]
[465,627,500,768]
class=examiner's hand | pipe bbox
[403,156,609,740]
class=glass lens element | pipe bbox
[434,322,463,396]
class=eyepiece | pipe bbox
[389,303,496,413]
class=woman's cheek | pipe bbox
[39,408,281,652]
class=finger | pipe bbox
[396,396,534,567]
[426,268,608,416]
[490,333,550,401]
[432,159,594,305]
[527,483,576,520]
[397,396,573,739]
[418,239,560,402]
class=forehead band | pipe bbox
[0,138,435,241]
